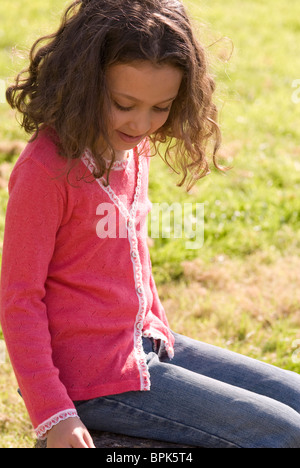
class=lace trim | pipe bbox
[142,329,175,360]
[35,409,79,440]
[84,148,133,172]
[129,223,151,391]
[104,151,133,171]
[82,149,142,220]
[81,147,151,391]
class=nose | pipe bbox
[128,110,152,136]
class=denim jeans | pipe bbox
[74,333,300,448]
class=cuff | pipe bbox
[35,409,79,440]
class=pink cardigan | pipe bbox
[0,129,174,439]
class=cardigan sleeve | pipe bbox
[0,156,78,438]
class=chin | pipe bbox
[112,143,135,153]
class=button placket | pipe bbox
[128,223,150,391]
[82,149,151,391]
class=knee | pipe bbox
[246,404,300,448]
[269,419,300,448]
[282,428,300,448]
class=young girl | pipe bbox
[1,0,300,449]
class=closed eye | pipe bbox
[113,101,172,113]
[113,102,134,112]
[154,106,172,113]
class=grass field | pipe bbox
[0,0,300,448]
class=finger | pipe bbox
[83,430,96,448]
[71,432,90,448]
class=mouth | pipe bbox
[117,131,145,144]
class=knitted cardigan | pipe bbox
[0,129,174,439]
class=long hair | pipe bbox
[6,0,222,190]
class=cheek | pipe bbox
[152,113,170,131]
[110,109,126,130]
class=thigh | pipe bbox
[75,339,300,448]
[167,332,300,414]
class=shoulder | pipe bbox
[13,127,68,178]
[8,128,71,202]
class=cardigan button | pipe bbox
[131,250,138,259]
[136,287,143,295]
[127,219,134,228]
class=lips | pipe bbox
[117,131,145,144]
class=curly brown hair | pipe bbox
[6,0,222,190]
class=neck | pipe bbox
[97,143,129,162]
[112,150,129,162]
[103,150,129,163]
[95,136,129,162]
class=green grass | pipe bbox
[0,0,68,141]
[0,0,300,448]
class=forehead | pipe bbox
[107,61,183,103]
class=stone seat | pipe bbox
[35,430,195,448]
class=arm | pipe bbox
[0,156,79,440]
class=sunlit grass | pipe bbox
[0,0,300,447]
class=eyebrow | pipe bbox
[112,92,178,105]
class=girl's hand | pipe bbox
[46,417,96,448]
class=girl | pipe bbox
[1,0,300,449]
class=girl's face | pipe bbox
[105,61,183,152]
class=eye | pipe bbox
[113,101,133,112]
[113,100,172,113]
[154,106,172,113]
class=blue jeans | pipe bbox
[74,333,300,448]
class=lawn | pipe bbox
[0,0,300,448]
